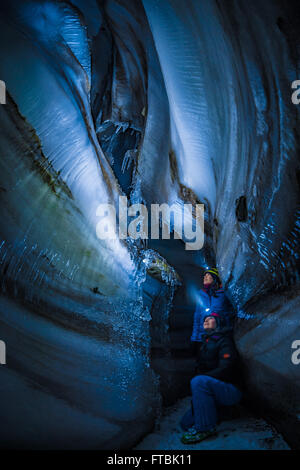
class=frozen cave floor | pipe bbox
[135,397,290,450]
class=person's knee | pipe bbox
[190,374,212,390]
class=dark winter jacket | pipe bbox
[191,286,235,342]
[191,326,243,390]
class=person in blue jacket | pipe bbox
[191,267,235,344]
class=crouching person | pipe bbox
[180,313,243,444]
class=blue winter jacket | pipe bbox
[191,286,235,342]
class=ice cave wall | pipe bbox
[0,0,300,449]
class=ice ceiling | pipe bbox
[0,0,299,449]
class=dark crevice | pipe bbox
[235,195,248,222]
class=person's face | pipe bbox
[204,273,214,285]
[203,316,217,330]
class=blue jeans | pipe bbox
[180,375,242,432]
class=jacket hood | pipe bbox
[202,286,224,294]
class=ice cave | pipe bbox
[0,0,299,450]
